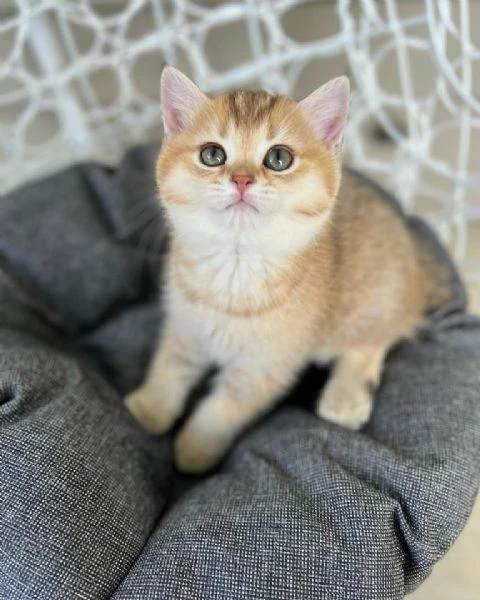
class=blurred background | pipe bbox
[0,1,478,598]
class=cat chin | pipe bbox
[167,198,326,249]
[225,199,259,213]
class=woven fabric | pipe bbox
[0,146,478,600]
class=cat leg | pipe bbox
[174,361,297,474]
[316,346,387,430]
[125,328,205,434]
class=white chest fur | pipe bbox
[168,281,268,365]
[183,242,285,304]
[165,231,324,369]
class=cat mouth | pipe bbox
[225,198,259,213]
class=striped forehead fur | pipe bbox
[225,90,281,126]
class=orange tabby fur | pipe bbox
[125,67,452,473]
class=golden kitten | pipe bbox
[125,66,451,473]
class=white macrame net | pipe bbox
[1,0,479,280]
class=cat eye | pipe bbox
[200,143,227,167]
[263,146,294,171]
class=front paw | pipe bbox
[125,386,177,434]
[317,381,373,431]
[174,426,227,474]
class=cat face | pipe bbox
[156,67,349,249]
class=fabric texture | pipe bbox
[0,146,479,600]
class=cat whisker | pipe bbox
[124,200,155,219]
[134,220,165,290]
[123,192,159,219]
[117,210,162,240]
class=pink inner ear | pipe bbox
[300,77,350,147]
[161,66,206,136]
[163,106,182,136]
[323,115,345,145]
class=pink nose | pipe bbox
[231,173,254,196]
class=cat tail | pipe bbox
[409,217,466,314]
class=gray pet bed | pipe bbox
[0,145,479,600]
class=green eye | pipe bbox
[264,146,294,171]
[200,143,226,167]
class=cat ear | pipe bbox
[160,66,208,136]
[299,76,350,148]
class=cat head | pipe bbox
[156,66,349,250]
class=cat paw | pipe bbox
[124,386,176,435]
[174,427,225,474]
[317,382,373,431]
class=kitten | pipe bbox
[125,66,452,474]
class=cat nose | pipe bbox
[231,173,254,196]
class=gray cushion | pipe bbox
[0,146,478,600]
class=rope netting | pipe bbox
[0,0,478,279]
